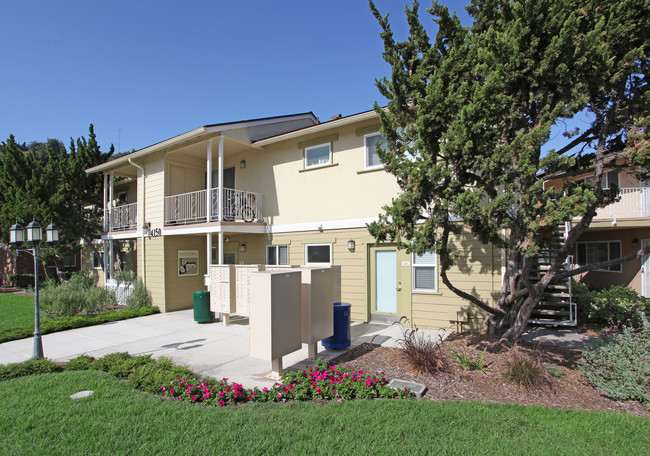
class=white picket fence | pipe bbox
[105,279,135,306]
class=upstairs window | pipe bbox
[305,143,331,168]
[364,133,387,169]
[577,170,619,189]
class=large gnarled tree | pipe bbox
[368,0,650,340]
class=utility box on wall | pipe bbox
[209,265,236,315]
[301,267,334,344]
[249,270,302,363]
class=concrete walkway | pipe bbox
[0,311,600,388]
[0,310,446,389]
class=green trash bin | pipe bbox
[193,291,215,323]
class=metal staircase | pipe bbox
[528,222,577,326]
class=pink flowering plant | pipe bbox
[249,360,413,403]
[159,376,247,406]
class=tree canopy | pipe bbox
[368,0,649,340]
[0,125,113,277]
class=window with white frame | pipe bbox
[305,243,332,265]
[576,241,621,272]
[412,251,437,291]
[267,245,289,265]
[304,143,331,168]
[92,250,104,269]
[576,170,619,189]
[364,132,387,169]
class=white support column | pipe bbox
[103,240,109,285]
[103,174,108,231]
[109,172,114,231]
[109,240,114,281]
[218,231,224,265]
[206,140,213,222]
[218,135,225,266]
[206,233,211,275]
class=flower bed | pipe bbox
[159,360,413,406]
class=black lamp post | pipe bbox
[9,218,59,359]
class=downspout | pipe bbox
[128,158,146,287]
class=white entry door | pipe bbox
[642,239,650,298]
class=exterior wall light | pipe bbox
[241,244,247,252]
[347,239,355,251]
[240,160,246,169]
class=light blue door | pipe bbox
[376,250,397,313]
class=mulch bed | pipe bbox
[330,332,649,418]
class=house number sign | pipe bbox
[149,228,162,237]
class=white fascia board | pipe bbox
[254,111,379,147]
[101,232,142,240]
[86,127,208,174]
[266,217,380,234]
[86,113,318,174]
[163,224,267,236]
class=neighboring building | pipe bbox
[1,244,80,287]
[544,153,650,298]
[85,110,503,331]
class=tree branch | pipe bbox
[556,245,650,281]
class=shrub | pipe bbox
[128,358,197,394]
[90,352,155,379]
[395,317,448,375]
[125,278,152,308]
[42,271,117,317]
[7,274,45,289]
[66,355,96,371]
[573,282,650,328]
[451,346,490,372]
[579,312,650,403]
[502,344,550,390]
[0,358,63,381]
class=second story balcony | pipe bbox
[164,187,263,226]
[592,186,650,221]
[105,203,137,232]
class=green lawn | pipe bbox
[0,293,39,331]
[1,370,648,456]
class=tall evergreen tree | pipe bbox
[368,0,650,340]
[0,125,113,279]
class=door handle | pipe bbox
[396,286,402,291]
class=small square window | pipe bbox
[364,133,386,169]
[305,143,331,168]
[412,252,437,291]
[305,244,332,265]
[267,245,289,265]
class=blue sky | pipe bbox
[1,1,584,155]
[1,0,469,153]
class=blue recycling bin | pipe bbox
[322,302,351,349]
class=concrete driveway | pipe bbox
[0,310,447,389]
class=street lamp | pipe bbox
[8,218,59,359]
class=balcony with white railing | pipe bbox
[592,187,650,220]
[164,187,263,226]
[105,203,137,231]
